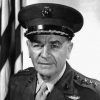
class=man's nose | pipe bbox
[41,46,50,58]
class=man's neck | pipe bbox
[40,74,52,82]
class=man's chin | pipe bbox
[39,71,56,81]
[35,65,56,78]
[38,69,55,77]
[39,71,53,76]
[38,64,54,69]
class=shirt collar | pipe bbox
[37,63,66,92]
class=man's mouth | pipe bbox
[38,62,52,65]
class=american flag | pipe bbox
[0,0,25,100]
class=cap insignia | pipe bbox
[42,6,52,17]
[67,95,80,100]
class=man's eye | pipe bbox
[51,44,61,48]
[33,44,40,47]
[32,44,42,48]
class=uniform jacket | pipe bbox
[5,62,100,100]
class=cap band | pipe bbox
[25,25,74,40]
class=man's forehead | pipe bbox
[30,34,67,43]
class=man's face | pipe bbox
[27,34,73,78]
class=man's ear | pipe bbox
[66,42,73,59]
[26,40,31,58]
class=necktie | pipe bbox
[35,82,48,100]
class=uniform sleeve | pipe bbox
[95,80,100,99]
[96,92,100,100]
[5,67,36,100]
[5,76,16,100]
[4,75,23,100]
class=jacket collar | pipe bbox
[46,62,77,100]
[54,61,75,95]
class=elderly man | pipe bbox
[5,3,100,100]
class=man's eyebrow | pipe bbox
[32,39,41,43]
[50,40,62,44]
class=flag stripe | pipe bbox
[14,25,23,73]
[0,8,1,50]
[0,4,15,70]
[0,59,10,100]
[14,0,23,73]
[0,0,25,99]
[0,0,15,100]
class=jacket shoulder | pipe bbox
[6,67,37,100]
[73,70,100,97]
[14,67,36,76]
[10,67,36,86]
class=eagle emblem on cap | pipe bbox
[67,95,80,100]
[42,6,52,17]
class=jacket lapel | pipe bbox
[46,62,76,100]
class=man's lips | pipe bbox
[38,62,52,65]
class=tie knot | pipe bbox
[41,82,47,89]
[40,82,49,95]
[35,82,49,100]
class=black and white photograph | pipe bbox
[0,0,100,100]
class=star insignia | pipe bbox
[67,95,80,100]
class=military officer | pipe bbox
[5,3,100,100]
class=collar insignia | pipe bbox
[67,95,80,100]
